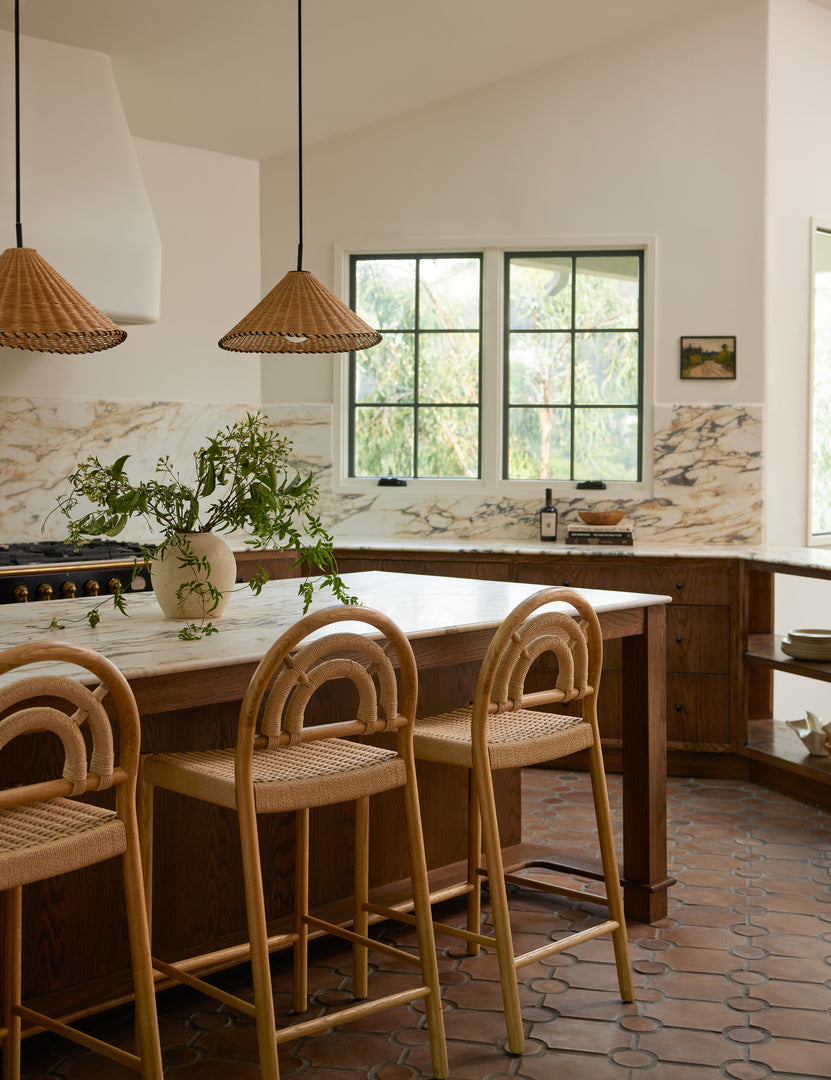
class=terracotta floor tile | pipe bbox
[637,1026,734,1067]
[761,1005,831,1041]
[752,1036,831,1077]
[752,979,831,1009]
[520,1049,627,1078]
[660,924,743,949]
[16,769,831,1080]
[530,1015,631,1054]
[644,996,737,1031]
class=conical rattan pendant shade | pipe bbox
[0,247,127,354]
[218,269,381,354]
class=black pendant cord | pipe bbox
[14,0,22,247]
[295,0,303,272]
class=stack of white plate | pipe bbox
[781,628,831,660]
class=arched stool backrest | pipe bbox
[0,640,162,1080]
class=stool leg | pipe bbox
[293,809,309,1014]
[137,774,154,937]
[466,780,482,955]
[239,798,280,1080]
[353,797,370,999]
[587,739,634,1002]
[474,760,525,1055]
[401,744,448,1080]
[118,802,164,1080]
[3,887,22,1080]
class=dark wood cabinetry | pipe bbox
[323,548,744,777]
[238,544,831,808]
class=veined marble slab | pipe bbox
[0,396,762,548]
[0,571,670,687]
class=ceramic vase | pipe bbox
[150,531,237,620]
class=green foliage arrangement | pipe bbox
[52,411,354,638]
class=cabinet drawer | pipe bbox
[666,674,731,747]
[515,559,732,605]
[667,606,731,674]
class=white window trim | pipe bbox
[331,235,656,502]
[809,218,831,546]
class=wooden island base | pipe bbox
[0,572,670,1023]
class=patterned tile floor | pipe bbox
[17,769,831,1079]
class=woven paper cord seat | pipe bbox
[0,641,162,1080]
[411,587,633,1056]
[139,606,448,1080]
[141,739,404,813]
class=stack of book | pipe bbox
[565,521,634,546]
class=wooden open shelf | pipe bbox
[745,717,831,809]
[746,633,831,682]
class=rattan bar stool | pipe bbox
[0,641,163,1080]
[411,587,633,1055]
[138,605,448,1080]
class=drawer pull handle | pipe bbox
[675,582,683,590]
[562,580,569,586]
[675,704,682,711]
[675,636,682,643]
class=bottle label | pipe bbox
[540,509,558,539]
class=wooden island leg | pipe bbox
[620,603,673,923]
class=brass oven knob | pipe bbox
[12,584,28,603]
[84,580,100,596]
[107,577,122,594]
[37,583,53,601]
[61,581,77,598]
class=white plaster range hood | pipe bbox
[0,30,160,325]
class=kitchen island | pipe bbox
[267,539,831,809]
[0,571,670,1020]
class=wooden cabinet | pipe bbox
[332,547,745,776]
[238,544,831,808]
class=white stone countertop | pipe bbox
[330,536,831,573]
[0,570,671,685]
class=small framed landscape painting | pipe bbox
[680,336,736,379]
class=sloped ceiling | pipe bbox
[0,0,726,161]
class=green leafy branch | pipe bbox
[48,412,356,637]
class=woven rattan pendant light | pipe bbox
[0,0,126,354]
[219,0,381,355]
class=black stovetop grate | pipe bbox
[0,540,150,566]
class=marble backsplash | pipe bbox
[0,397,763,546]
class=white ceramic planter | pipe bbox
[150,532,237,620]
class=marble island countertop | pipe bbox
[0,570,671,686]
[330,536,831,573]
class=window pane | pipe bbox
[418,407,479,478]
[352,406,413,477]
[575,256,639,330]
[355,258,415,328]
[507,407,571,480]
[420,332,479,403]
[508,332,571,404]
[354,333,414,403]
[508,257,572,330]
[574,408,638,481]
[419,258,481,330]
[574,332,639,405]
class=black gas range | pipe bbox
[0,541,153,604]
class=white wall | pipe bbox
[260,0,767,411]
[765,0,831,721]
[765,0,831,546]
[0,136,262,403]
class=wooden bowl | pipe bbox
[578,509,625,526]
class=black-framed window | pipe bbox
[349,253,482,479]
[504,251,643,482]
[347,247,644,484]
